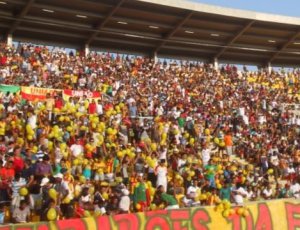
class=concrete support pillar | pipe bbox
[7,34,12,47]
[85,44,90,57]
[214,57,218,70]
[152,51,158,64]
[267,62,272,74]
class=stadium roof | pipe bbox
[1,0,300,66]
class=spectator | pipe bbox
[133,173,150,212]
[1,42,300,223]
[0,204,4,225]
[155,159,168,191]
[12,200,30,223]
[12,146,24,173]
[290,179,300,199]
[53,173,72,219]
[224,131,233,157]
[10,173,26,211]
[156,185,179,210]
[118,188,130,214]
[35,155,52,178]
[232,183,247,205]
[219,181,232,201]
[262,183,274,200]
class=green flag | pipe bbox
[0,84,20,93]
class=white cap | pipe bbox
[122,189,130,196]
[54,173,63,179]
[174,148,179,153]
[40,177,50,186]
[186,117,192,121]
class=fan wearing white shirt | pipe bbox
[262,184,273,200]
[286,164,296,180]
[119,189,130,214]
[290,180,300,199]
[7,102,17,113]
[233,184,247,205]
[70,139,84,175]
[96,100,103,115]
[70,140,83,157]
[201,144,211,167]
[177,156,186,170]
[185,180,201,206]
[27,112,37,130]
[270,152,280,181]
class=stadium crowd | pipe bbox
[0,42,300,223]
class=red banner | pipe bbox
[21,87,61,101]
[0,199,299,230]
[63,89,101,101]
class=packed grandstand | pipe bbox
[1,0,300,229]
[0,41,299,225]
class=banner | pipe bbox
[1,199,300,230]
[0,84,20,93]
[63,89,101,101]
[21,86,61,101]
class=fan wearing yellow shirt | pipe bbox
[71,75,78,88]
[93,157,106,181]
[45,93,55,121]
[0,118,6,136]
[207,188,221,206]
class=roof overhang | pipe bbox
[0,0,300,66]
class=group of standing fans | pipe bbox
[0,42,300,224]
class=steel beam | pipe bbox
[214,20,255,59]
[85,0,126,45]
[7,0,35,35]
[268,30,300,63]
[154,11,193,53]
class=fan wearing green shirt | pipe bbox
[133,173,151,212]
[156,185,179,210]
[204,159,216,187]
[219,181,232,201]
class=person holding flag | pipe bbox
[132,173,150,212]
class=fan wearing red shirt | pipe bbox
[0,160,14,203]
[0,160,7,182]
[104,101,113,111]
[0,55,7,66]
[0,160,15,182]
[12,146,24,173]
[88,99,97,114]
[54,95,64,110]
